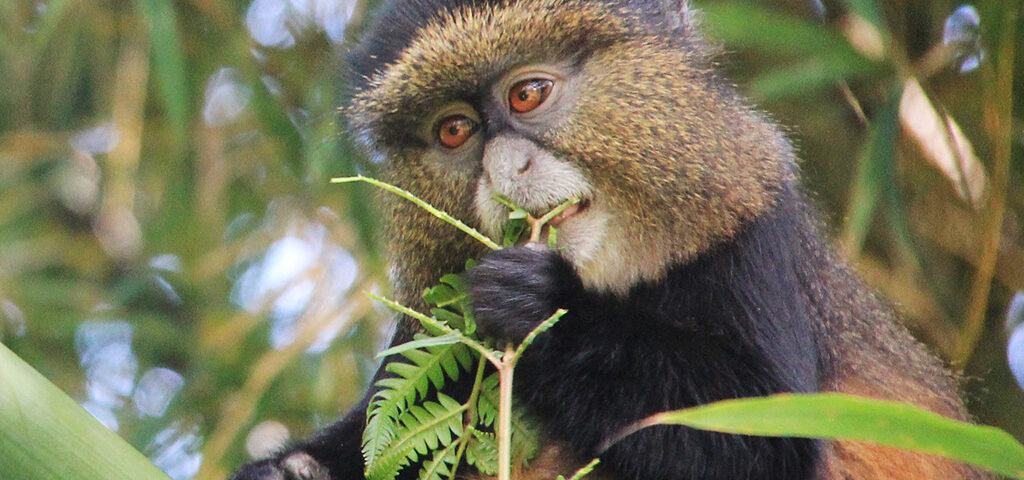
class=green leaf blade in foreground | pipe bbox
[647,393,1024,479]
[0,342,171,480]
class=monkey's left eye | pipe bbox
[509,79,553,113]
[437,114,478,149]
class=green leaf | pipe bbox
[646,393,1024,479]
[842,85,902,253]
[749,57,879,100]
[135,0,189,143]
[422,284,461,308]
[556,459,601,480]
[697,2,870,64]
[546,226,558,249]
[438,273,466,293]
[0,343,171,480]
[503,219,528,247]
[377,334,461,358]
[476,373,538,463]
[430,308,467,331]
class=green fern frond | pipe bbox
[364,342,472,467]
[366,394,467,480]
[466,430,499,475]
[417,442,459,480]
[363,413,398,473]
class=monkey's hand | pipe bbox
[469,245,578,344]
[229,452,330,480]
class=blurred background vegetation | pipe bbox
[0,0,1020,478]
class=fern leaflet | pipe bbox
[418,442,459,480]
[363,340,472,467]
[365,393,466,480]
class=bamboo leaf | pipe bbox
[697,2,870,65]
[898,77,986,206]
[749,57,879,100]
[842,85,902,254]
[643,393,1024,479]
[0,343,171,480]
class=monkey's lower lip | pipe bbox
[548,199,590,228]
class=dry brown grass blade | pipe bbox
[898,77,987,208]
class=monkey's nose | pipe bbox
[517,157,533,174]
[482,134,539,182]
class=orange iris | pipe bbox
[509,79,553,113]
[437,115,477,148]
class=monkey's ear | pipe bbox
[619,0,700,39]
[656,0,694,33]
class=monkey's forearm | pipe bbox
[227,403,367,480]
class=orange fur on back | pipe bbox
[819,371,991,479]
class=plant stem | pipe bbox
[497,344,516,480]
[564,459,601,480]
[368,292,500,365]
[528,198,580,243]
[955,6,1017,366]
[333,175,501,250]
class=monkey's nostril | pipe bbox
[518,157,533,174]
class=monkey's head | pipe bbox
[346,0,797,296]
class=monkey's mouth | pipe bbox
[547,198,590,229]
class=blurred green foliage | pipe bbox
[0,0,1020,479]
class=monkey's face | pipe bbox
[347,0,792,294]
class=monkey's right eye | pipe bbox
[437,115,478,149]
[509,78,553,113]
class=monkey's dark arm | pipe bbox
[228,402,366,480]
[470,209,824,480]
[230,333,415,480]
[229,323,482,480]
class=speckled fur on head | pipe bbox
[347,0,797,294]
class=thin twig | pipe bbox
[529,198,580,243]
[367,292,501,365]
[562,459,601,480]
[333,175,500,250]
[513,309,567,363]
